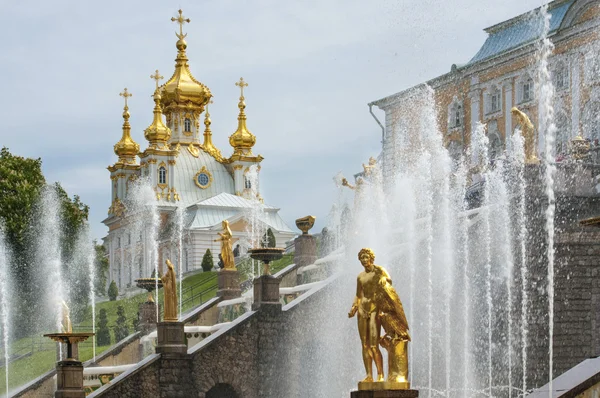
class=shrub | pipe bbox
[201,249,214,272]
[108,280,118,301]
[114,305,129,342]
[96,308,111,346]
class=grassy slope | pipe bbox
[0,255,294,393]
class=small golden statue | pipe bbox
[215,220,236,270]
[161,259,178,322]
[61,300,72,333]
[341,176,364,191]
[511,107,539,164]
[349,248,410,390]
[362,156,377,176]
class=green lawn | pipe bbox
[0,255,295,394]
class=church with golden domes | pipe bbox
[103,10,295,289]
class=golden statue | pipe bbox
[161,259,178,322]
[61,300,72,333]
[349,248,410,390]
[362,157,377,176]
[214,220,235,270]
[511,107,539,164]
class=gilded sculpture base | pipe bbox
[358,381,411,391]
[351,387,419,398]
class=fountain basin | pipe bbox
[248,248,284,276]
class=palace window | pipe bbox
[554,65,569,90]
[184,118,192,133]
[521,79,533,103]
[158,166,167,184]
[487,88,501,114]
[448,99,463,129]
[244,176,252,189]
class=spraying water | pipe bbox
[0,227,10,397]
[537,4,557,395]
[86,230,97,362]
[175,206,184,318]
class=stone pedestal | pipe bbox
[294,234,317,267]
[156,322,187,355]
[217,269,242,300]
[252,275,281,311]
[351,389,419,398]
[55,360,84,398]
[137,300,160,335]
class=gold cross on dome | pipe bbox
[235,77,248,98]
[150,70,163,89]
[206,99,214,112]
[119,88,132,107]
[171,9,190,39]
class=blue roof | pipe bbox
[468,1,573,65]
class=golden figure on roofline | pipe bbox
[349,248,411,391]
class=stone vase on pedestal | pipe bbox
[156,321,187,355]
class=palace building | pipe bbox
[103,11,294,289]
[371,0,600,177]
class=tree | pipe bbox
[114,305,129,342]
[108,280,118,301]
[201,249,214,272]
[0,148,90,336]
[96,308,111,346]
[261,228,276,248]
[94,243,109,295]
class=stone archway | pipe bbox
[206,383,240,398]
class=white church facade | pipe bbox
[103,11,295,289]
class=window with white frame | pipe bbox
[158,166,167,184]
[184,118,192,133]
[487,88,501,114]
[448,99,463,129]
[521,79,534,103]
[554,64,569,90]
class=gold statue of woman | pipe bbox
[349,248,410,389]
[214,220,235,270]
[161,259,178,322]
[511,107,539,164]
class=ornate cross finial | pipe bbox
[150,70,163,89]
[206,99,214,114]
[171,9,191,39]
[235,77,248,98]
[119,88,132,107]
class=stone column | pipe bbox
[217,269,241,300]
[55,361,85,398]
[252,275,281,311]
[294,234,317,267]
[137,300,160,335]
[155,322,187,355]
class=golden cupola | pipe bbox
[159,10,212,113]
[144,70,171,147]
[113,88,140,164]
[229,77,257,155]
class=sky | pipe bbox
[0,0,545,241]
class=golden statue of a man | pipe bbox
[214,220,236,270]
[349,248,410,388]
[161,259,178,322]
[511,106,539,164]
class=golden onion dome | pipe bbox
[144,90,172,146]
[229,78,256,155]
[159,36,212,112]
[114,89,140,163]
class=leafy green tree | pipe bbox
[96,308,111,346]
[0,148,90,336]
[260,228,276,248]
[201,249,214,272]
[94,243,109,295]
[114,305,129,342]
[108,280,119,301]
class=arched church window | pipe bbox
[159,166,167,185]
[244,176,252,189]
[184,118,192,133]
